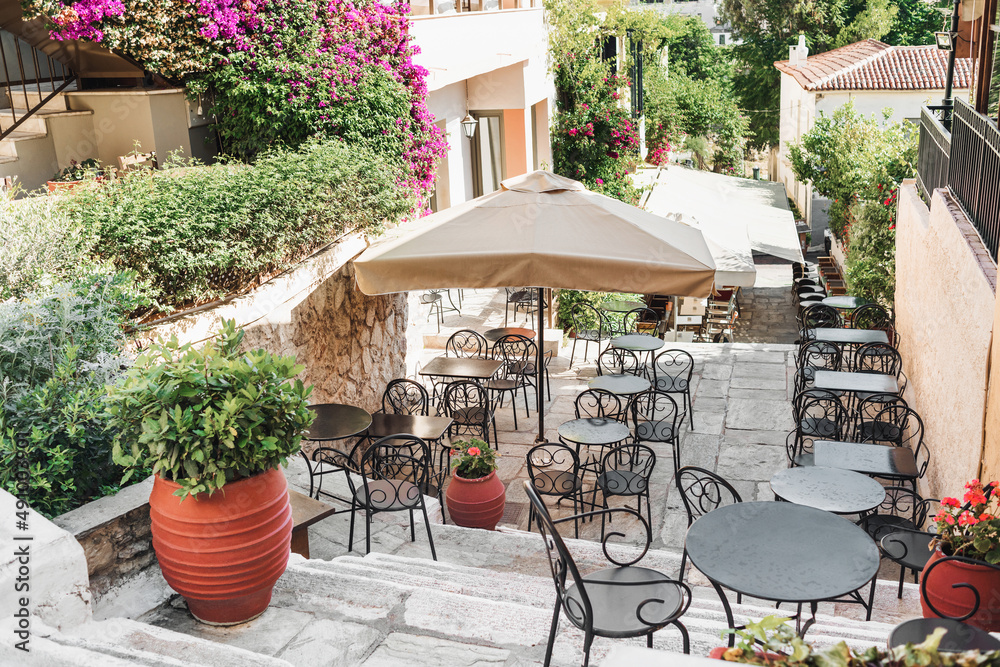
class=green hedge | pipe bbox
[63,138,412,312]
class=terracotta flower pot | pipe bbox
[46,179,83,193]
[149,467,292,625]
[445,470,506,530]
[922,548,1000,631]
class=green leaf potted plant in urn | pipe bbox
[107,320,314,625]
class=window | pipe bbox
[470,111,505,198]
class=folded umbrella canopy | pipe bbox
[354,170,716,442]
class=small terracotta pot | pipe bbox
[922,548,1000,632]
[149,467,292,625]
[46,179,82,193]
[445,470,506,530]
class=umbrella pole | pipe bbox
[536,286,546,444]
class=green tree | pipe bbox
[663,16,733,82]
[788,101,915,305]
[884,0,942,45]
[721,0,895,147]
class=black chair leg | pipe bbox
[897,567,905,599]
[409,508,416,542]
[365,511,372,554]
[570,338,578,366]
[420,502,437,561]
[543,601,561,667]
[582,631,594,667]
[348,508,356,552]
[673,620,691,654]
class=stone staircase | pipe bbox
[0,83,92,166]
[19,518,919,667]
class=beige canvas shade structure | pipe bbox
[354,169,717,442]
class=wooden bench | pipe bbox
[289,489,340,558]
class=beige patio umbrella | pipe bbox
[354,170,716,442]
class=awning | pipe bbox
[643,166,804,287]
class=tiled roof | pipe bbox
[774,39,973,91]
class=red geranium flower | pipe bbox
[467,446,481,456]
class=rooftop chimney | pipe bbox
[795,34,809,67]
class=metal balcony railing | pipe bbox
[408,0,540,17]
[915,105,951,203]
[0,29,76,140]
[948,98,1000,263]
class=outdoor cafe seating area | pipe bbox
[287,274,1000,665]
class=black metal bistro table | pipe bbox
[822,296,869,310]
[770,466,886,515]
[600,299,646,314]
[588,374,651,396]
[611,334,665,353]
[611,334,664,376]
[813,440,920,481]
[812,370,898,395]
[806,328,889,346]
[685,501,879,642]
[483,327,536,343]
[558,417,633,512]
[419,356,504,382]
[301,403,373,500]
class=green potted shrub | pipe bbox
[445,439,505,530]
[47,158,102,193]
[108,320,314,625]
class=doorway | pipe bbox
[470,111,505,198]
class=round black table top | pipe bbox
[557,418,631,446]
[770,466,886,514]
[611,334,664,352]
[685,501,879,603]
[588,374,651,396]
[484,327,536,342]
[601,300,646,313]
[305,404,372,441]
[823,295,869,310]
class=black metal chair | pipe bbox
[349,434,437,560]
[628,390,683,472]
[505,288,544,326]
[787,390,848,467]
[621,307,662,337]
[570,301,610,365]
[526,442,587,538]
[596,347,640,376]
[441,380,498,445]
[859,486,936,594]
[674,466,742,585]
[597,443,656,533]
[421,291,443,333]
[484,334,533,429]
[855,392,908,442]
[852,341,903,376]
[381,378,430,416]
[889,554,1000,652]
[445,329,489,358]
[523,480,692,666]
[862,405,929,491]
[798,303,842,334]
[651,349,694,429]
[851,303,896,344]
[574,388,624,422]
[303,439,365,503]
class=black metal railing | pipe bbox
[916,105,951,203]
[0,30,76,140]
[948,98,1000,262]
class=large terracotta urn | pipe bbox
[149,467,292,625]
[922,548,1000,632]
[445,470,506,530]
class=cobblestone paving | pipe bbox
[733,257,799,345]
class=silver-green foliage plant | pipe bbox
[0,194,94,301]
[0,272,146,518]
[108,320,315,499]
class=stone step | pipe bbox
[293,552,898,650]
[33,618,294,667]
